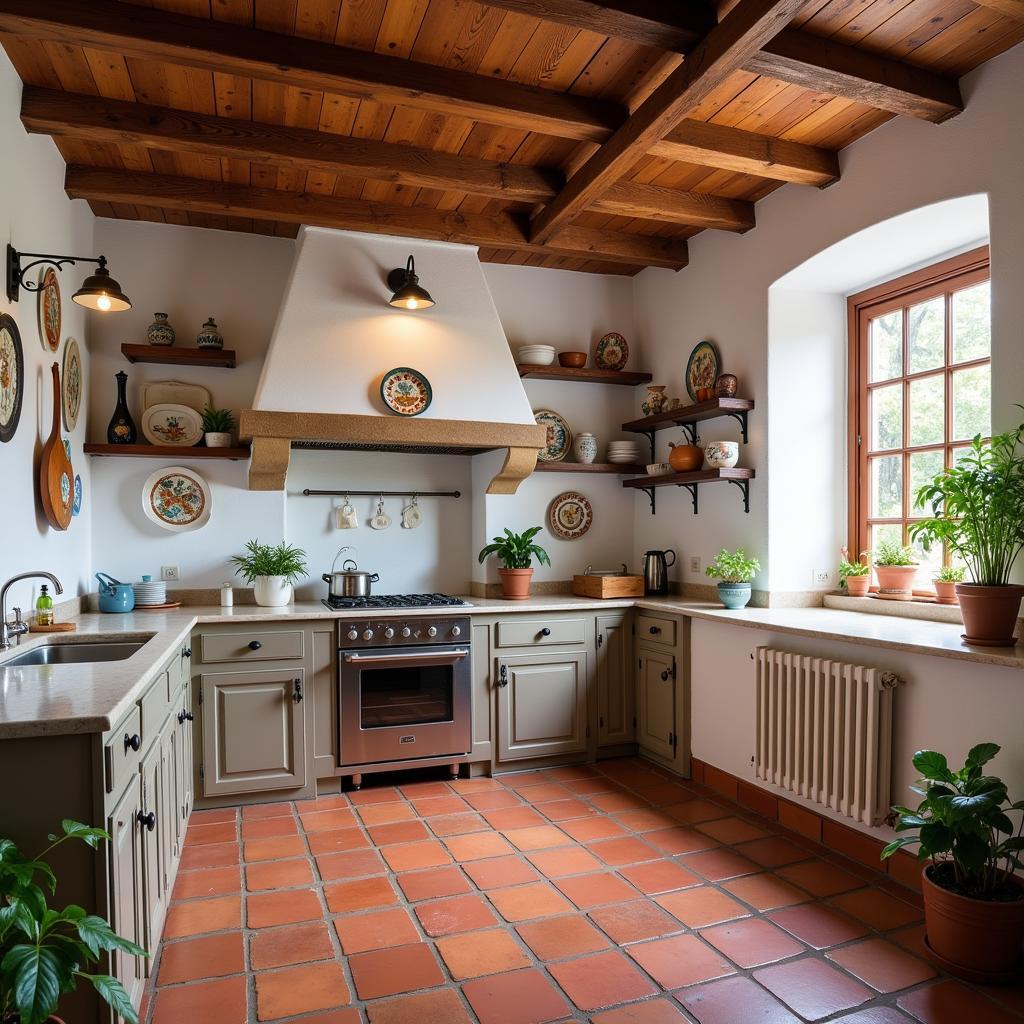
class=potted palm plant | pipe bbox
[882,744,1024,984]
[478,527,551,600]
[201,406,235,448]
[871,538,917,599]
[231,539,308,607]
[1,820,146,1024]
[910,421,1024,645]
[838,547,871,597]
[932,564,965,605]
[704,549,760,609]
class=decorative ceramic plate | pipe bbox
[548,491,593,540]
[38,267,61,352]
[534,409,572,463]
[594,332,629,371]
[62,337,82,431]
[685,340,720,401]
[143,466,212,532]
[142,403,204,446]
[72,474,83,517]
[141,380,212,416]
[380,366,432,416]
[62,438,72,462]
[0,314,24,444]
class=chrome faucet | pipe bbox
[1,572,64,650]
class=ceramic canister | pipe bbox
[196,317,224,349]
[573,432,598,464]
[147,313,175,347]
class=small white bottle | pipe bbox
[220,582,233,608]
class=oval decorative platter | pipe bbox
[62,337,82,431]
[72,474,83,517]
[0,314,24,444]
[548,491,593,540]
[381,366,432,416]
[143,466,212,532]
[594,332,629,371]
[534,409,572,463]
[38,267,61,352]
[142,403,204,446]
[685,340,720,401]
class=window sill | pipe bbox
[824,592,962,625]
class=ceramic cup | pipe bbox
[703,440,739,469]
[573,432,598,464]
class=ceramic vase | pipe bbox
[573,432,598,464]
[146,312,175,347]
[196,317,224,349]
[106,371,137,444]
[254,575,292,607]
[645,385,668,414]
[204,431,232,448]
[718,582,752,609]
[716,373,739,397]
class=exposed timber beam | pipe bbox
[966,0,1024,18]
[597,182,754,231]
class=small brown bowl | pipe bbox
[697,386,715,402]
[558,351,588,368]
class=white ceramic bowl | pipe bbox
[646,463,673,476]
[703,441,739,469]
[517,345,556,366]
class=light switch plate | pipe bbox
[688,556,701,574]
[161,566,179,581]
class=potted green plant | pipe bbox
[1,820,146,1024]
[933,565,965,606]
[882,744,1024,983]
[231,539,308,607]
[838,547,871,597]
[870,538,917,599]
[910,421,1024,644]
[705,549,760,609]
[477,527,551,600]
[201,406,235,448]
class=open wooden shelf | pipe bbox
[623,397,754,454]
[121,343,237,368]
[84,443,250,460]
[623,467,754,515]
[518,364,652,386]
[535,462,645,474]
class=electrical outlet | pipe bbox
[689,556,701,574]
[813,568,832,586]
[161,566,179,582]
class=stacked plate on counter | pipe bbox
[516,344,556,366]
[132,576,168,607]
[607,441,641,465]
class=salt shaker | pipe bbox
[220,582,233,608]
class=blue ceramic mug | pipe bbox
[96,572,135,613]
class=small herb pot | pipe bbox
[933,579,959,605]
[717,581,751,609]
[204,431,233,448]
[844,574,870,597]
[498,568,534,600]
[874,564,917,599]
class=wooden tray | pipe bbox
[29,622,77,633]
[572,574,644,599]
[134,601,182,611]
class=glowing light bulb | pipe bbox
[97,294,112,311]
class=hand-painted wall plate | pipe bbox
[0,314,24,444]
[141,380,212,416]
[380,367,432,416]
[549,491,593,540]
[534,409,572,463]
[143,466,211,532]
[62,337,82,431]
[72,474,83,517]
[142,403,204,446]
[38,267,61,352]
[594,332,629,370]
[685,340,720,401]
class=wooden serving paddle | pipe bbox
[39,362,73,530]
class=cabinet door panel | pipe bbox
[107,776,145,1010]
[138,739,167,962]
[596,613,633,747]
[178,672,194,823]
[637,646,675,760]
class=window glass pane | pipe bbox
[909,534,943,589]
[952,282,990,363]
[952,365,991,440]
[908,374,944,447]
[870,455,903,519]
[869,311,902,382]
[908,449,944,514]
[870,383,903,451]
[908,297,945,373]
[871,523,903,556]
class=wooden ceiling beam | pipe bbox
[963,0,1024,19]
[529,0,806,245]
[63,166,690,270]
[597,181,754,231]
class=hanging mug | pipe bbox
[401,495,422,529]
[336,497,359,529]
[370,497,392,530]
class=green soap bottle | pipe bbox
[36,584,54,627]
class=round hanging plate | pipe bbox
[141,403,204,446]
[72,474,83,517]
[534,409,572,463]
[38,267,61,352]
[381,366,432,416]
[142,466,212,532]
[685,340,720,401]
[549,491,593,540]
[0,314,24,444]
[62,336,82,431]
[594,332,629,370]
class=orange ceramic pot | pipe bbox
[844,574,870,597]
[933,580,959,605]
[668,443,703,472]
[498,568,534,600]
[874,565,917,598]
[956,583,1024,645]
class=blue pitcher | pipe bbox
[96,572,135,613]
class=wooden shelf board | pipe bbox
[535,462,645,474]
[622,467,754,488]
[121,343,237,368]
[519,364,652,386]
[84,443,250,460]
[622,397,754,433]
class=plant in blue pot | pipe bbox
[705,548,760,609]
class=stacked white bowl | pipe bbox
[607,441,641,465]
[133,575,167,606]
[516,344,556,366]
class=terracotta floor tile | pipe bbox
[830,1010,917,1024]
[380,839,452,871]
[349,785,401,804]
[316,848,385,881]
[723,874,810,911]
[463,854,540,890]
[324,875,398,913]
[554,871,637,909]
[517,783,570,803]
[247,888,322,928]
[465,789,525,810]
[412,795,471,816]
[560,817,629,842]
[655,886,749,928]
[399,781,452,798]
[618,859,700,895]
[484,806,547,830]
[180,841,240,871]
[428,812,489,836]
[334,907,420,953]
[591,998,694,1023]
[451,777,504,793]
[549,950,657,1011]
[516,914,610,960]
[645,827,719,855]
[241,815,299,840]
[191,807,238,825]
[157,932,244,985]
[591,791,650,812]
[545,765,599,781]
[255,961,351,1020]
[463,967,571,1024]
[367,988,473,1024]
[349,942,445,999]
[444,831,515,861]
[737,836,813,868]
[777,859,866,897]
[697,816,771,844]
[562,777,617,796]
[683,847,759,881]
[589,899,684,944]
[357,801,415,826]
[526,845,602,878]
[830,888,924,931]
[675,975,801,1024]
[666,800,729,825]
[171,865,241,902]
[295,794,351,812]
[767,903,870,949]
[614,808,681,832]
[700,917,805,967]
[243,835,307,862]
[898,980,1019,1024]
[590,836,660,866]
[366,820,430,845]
[628,933,735,989]
[414,893,497,935]
[497,772,548,791]
[436,927,531,979]
[307,827,371,855]
[395,865,472,901]
[888,923,928,959]
[186,821,238,846]
[163,895,241,938]
[503,825,570,851]
[151,976,247,1024]
[246,857,314,891]
[300,807,359,832]
[828,938,936,993]
[250,921,334,969]
[488,881,574,922]
[755,957,872,1021]
[535,798,596,821]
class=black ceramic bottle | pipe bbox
[106,370,137,444]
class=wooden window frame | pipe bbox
[847,245,990,588]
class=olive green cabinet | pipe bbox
[106,774,146,1013]
[595,611,633,748]
[637,645,676,761]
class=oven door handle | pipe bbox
[342,649,470,665]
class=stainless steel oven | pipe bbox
[338,615,471,767]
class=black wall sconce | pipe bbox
[6,244,132,311]
[387,255,435,310]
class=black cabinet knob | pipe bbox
[182,647,192,658]
[177,709,194,724]
[124,733,142,752]
[649,626,661,635]
[292,678,303,703]
[248,640,263,651]
[660,669,671,681]
[540,627,551,637]
[137,810,156,832]
[498,665,509,688]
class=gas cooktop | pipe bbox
[322,593,470,610]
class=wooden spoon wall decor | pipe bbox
[40,361,73,530]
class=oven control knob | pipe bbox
[401,626,412,639]
[427,626,438,638]
[450,626,462,638]
[362,629,374,641]
[346,628,359,641]
[383,627,395,639]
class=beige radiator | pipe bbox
[754,647,901,826]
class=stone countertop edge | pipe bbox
[1,595,1020,740]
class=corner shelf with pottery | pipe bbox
[84,442,250,460]
[535,462,644,474]
[623,397,755,459]
[517,365,652,386]
[120,343,237,368]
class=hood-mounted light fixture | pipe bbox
[6,244,132,311]
[387,255,435,310]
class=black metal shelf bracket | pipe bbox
[641,431,656,464]
[638,486,657,515]
[725,410,749,444]
[678,421,698,446]
[679,483,699,515]
[729,478,751,513]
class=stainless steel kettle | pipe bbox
[643,549,676,596]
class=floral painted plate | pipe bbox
[685,340,720,401]
[72,474,83,517]
[143,466,212,532]
[548,491,593,540]
[38,267,61,352]
[141,403,204,446]
[594,332,629,371]
[0,314,24,444]
[62,337,82,431]
[381,366,432,416]
[534,409,572,463]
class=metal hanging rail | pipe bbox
[301,488,462,498]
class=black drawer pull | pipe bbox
[661,669,671,681]
[649,626,661,635]
[124,733,142,752]
[137,810,156,832]
[182,646,192,658]
[293,678,303,703]
[177,710,194,724]
[248,640,263,651]
[539,627,551,637]
[498,664,509,688]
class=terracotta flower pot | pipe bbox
[498,567,534,600]
[933,580,959,605]
[956,583,1024,646]
[844,574,870,597]
[922,863,1024,983]
[874,564,917,599]
[668,443,703,472]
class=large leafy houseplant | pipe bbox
[1,821,145,1024]
[231,539,308,607]
[478,527,551,600]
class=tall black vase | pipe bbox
[106,370,137,444]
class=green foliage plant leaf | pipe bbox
[477,526,551,570]
[704,548,760,583]
[230,539,308,585]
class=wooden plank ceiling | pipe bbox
[1,0,1020,275]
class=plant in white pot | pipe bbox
[231,539,307,607]
[477,527,551,600]
[705,548,760,609]
[201,406,235,448]
[870,538,917,599]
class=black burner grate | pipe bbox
[322,593,468,610]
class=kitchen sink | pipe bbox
[3,639,149,667]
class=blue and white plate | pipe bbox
[72,474,83,517]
